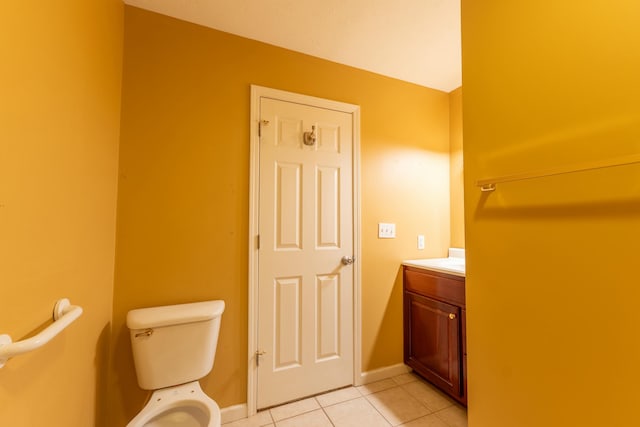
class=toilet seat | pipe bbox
[126,381,221,427]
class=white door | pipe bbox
[257,96,354,408]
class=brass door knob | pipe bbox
[341,256,355,265]
[449,313,456,320]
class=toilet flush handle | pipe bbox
[135,328,154,338]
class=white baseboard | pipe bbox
[220,403,247,424]
[357,363,411,385]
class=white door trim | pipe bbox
[248,85,361,415]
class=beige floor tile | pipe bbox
[366,386,430,426]
[316,386,362,407]
[401,380,456,412]
[227,376,466,427]
[435,405,468,427]
[324,397,391,427]
[398,413,449,427]
[274,409,332,427]
[269,397,320,422]
[222,410,274,427]
[356,378,398,396]
[392,373,420,386]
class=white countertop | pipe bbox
[402,248,466,277]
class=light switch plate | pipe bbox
[378,223,396,238]
[417,234,425,249]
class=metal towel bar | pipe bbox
[0,298,83,368]
[476,153,640,192]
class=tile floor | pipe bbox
[223,373,467,427]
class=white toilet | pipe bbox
[126,300,225,427]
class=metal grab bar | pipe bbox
[476,152,640,192]
[0,298,83,368]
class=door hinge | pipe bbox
[256,349,266,367]
[257,234,260,249]
[258,120,269,138]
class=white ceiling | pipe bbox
[123,0,461,93]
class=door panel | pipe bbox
[316,166,340,248]
[275,162,302,249]
[316,274,340,360]
[274,276,302,369]
[257,97,354,408]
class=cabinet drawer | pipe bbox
[404,266,465,307]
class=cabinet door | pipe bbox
[404,292,461,397]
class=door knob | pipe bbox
[449,313,457,320]
[341,256,355,265]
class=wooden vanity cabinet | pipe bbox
[403,266,466,405]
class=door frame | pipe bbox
[247,85,362,415]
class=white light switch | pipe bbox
[378,223,396,238]
[417,235,425,249]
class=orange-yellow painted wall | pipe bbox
[462,2,640,425]
[0,1,123,426]
[109,6,454,424]
[449,87,465,248]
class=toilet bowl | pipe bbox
[126,382,220,427]
[126,300,225,427]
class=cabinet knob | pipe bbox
[448,313,456,320]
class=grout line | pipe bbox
[362,386,398,426]
[318,404,336,427]
[433,406,466,427]
[265,408,275,426]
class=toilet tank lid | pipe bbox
[127,300,225,330]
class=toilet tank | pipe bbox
[127,300,225,390]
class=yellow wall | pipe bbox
[463,2,640,426]
[449,87,465,248]
[109,6,453,424]
[0,1,123,426]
